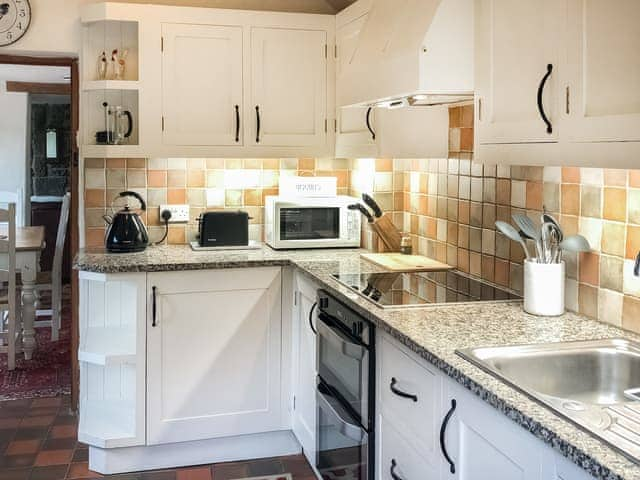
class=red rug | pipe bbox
[0,287,72,400]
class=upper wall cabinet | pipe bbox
[475,0,640,167]
[81,3,335,158]
[564,0,640,143]
[249,27,327,147]
[475,0,562,144]
[162,24,244,146]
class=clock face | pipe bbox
[0,0,31,47]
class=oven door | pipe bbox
[317,379,369,480]
[317,312,370,424]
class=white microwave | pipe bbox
[265,196,362,249]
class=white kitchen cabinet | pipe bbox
[475,0,563,145]
[292,273,320,467]
[146,268,284,445]
[564,0,640,143]
[161,23,243,146]
[249,27,327,147]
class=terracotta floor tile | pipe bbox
[0,467,31,480]
[67,462,100,479]
[212,462,249,480]
[175,468,211,480]
[140,470,176,480]
[48,426,76,440]
[0,454,37,468]
[71,449,88,463]
[41,438,77,451]
[20,417,56,428]
[6,439,42,455]
[30,399,62,409]
[28,465,68,480]
[34,450,74,467]
[14,428,49,441]
[0,418,21,429]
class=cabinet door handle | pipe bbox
[235,105,240,142]
[255,105,261,143]
[152,286,157,327]
[309,301,318,335]
[537,64,553,134]
[390,459,404,480]
[366,107,376,140]
[440,399,457,474]
[390,378,418,402]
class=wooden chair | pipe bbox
[34,193,71,341]
[0,189,24,227]
[0,203,20,370]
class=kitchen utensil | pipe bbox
[512,214,539,241]
[103,191,149,253]
[362,193,383,218]
[542,212,563,242]
[95,103,133,145]
[348,203,374,223]
[360,253,452,272]
[559,235,591,253]
[495,221,531,259]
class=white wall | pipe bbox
[0,82,28,222]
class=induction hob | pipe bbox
[332,270,521,309]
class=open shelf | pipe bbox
[79,326,136,366]
[83,20,139,82]
[79,399,137,448]
[83,80,141,91]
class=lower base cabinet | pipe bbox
[377,334,593,480]
[146,268,284,445]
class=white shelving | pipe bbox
[79,398,138,448]
[79,327,136,366]
[83,80,141,91]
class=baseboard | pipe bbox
[88,430,302,474]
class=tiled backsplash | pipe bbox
[83,104,640,334]
[84,157,351,247]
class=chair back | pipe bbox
[0,203,17,325]
[0,190,23,227]
[52,193,71,282]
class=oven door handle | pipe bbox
[317,387,365,443]
[318,314,366,360]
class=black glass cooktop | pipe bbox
[332,271,521,309]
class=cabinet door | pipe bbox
[336,11,377,157]
[147,268,283,445]
[292,274,319,467]
[162,23,243,146]
[443,382,542,480]
[249,27,327,147]
[564,0,640,142]
[475,0,563,144]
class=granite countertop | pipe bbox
[75,245,640,480]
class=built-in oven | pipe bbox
[315,289,375,480]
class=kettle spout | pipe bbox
[103,214,113,225]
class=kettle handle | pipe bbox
[123,110,133,138]
[119,190,147,211]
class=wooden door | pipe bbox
[475,0,563,144]
[249,27,327,147]
[147,268,283,445]
[162,23,243,146]
[292,274,319,467]
[444,382,543,480]
[564,0,640,142]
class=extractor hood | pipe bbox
[338,0,474,108]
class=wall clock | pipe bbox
[0,0,31,47]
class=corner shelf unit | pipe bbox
[78,271,146,449]
[80,6,144,157]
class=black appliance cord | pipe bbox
[154,210,173,245]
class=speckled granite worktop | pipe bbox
[75,245,640,480]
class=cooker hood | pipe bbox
[339,0,474,108]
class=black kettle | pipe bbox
[103,191,149,253]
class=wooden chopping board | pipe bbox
[361,253,453,272]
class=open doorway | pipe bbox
[0,57,79,407]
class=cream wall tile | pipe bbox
[167,158,187,170]
[579,216,603,251]
[511,180,526,208]
[543,166,562,183]
[148,158,168,170]
[580,168,603,186]
[598,289,623,326]
[85,169,105,188]
[206,188,225,207]
[565,278,579,311]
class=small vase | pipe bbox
[523,260,566,316]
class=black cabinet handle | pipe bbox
[152,286,157,327]
[366,107,376,140]
[255,105,261,143]
[309,301,318,335]
[235,105,240,143]
[537,64,553,134]
[390,378,418,402]
[390,459,403,480]
[440,399,457,474]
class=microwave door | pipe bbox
[317,381,369,480]
[279,207,340,241]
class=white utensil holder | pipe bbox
[524,260,565,316]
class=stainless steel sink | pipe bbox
[457,338,640,464]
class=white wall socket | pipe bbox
[159,204,190,223]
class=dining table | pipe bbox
[0,225,45,360]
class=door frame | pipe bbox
[0,54,80,411]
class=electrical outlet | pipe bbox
[159,204,189,224]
